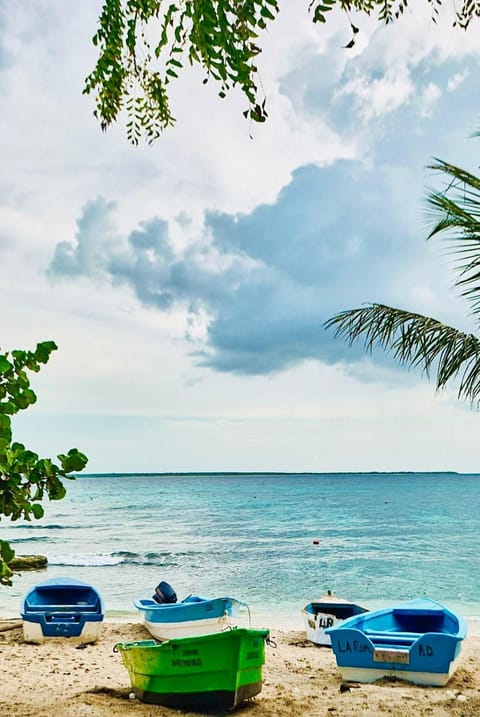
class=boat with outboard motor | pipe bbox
[134,580,248,640]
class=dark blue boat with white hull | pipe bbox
[326,597,467,686]
[21,577,104,643]
[302,591,367,646]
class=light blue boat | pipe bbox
[325,597,467,686]
[21,577,104,643]
[134,595,248,640]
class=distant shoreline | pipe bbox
[79,470,462,477]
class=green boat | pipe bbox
[114,627,270,710]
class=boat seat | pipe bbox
[364,630,422,639]
[363,631,419,646]
[392,607,443,617]
[25,603,99,612]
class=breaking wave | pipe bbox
[10,524,80,530]
[9,536,51,543]
[46,550,198,568]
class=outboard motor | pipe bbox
[152,580,177,604]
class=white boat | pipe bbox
[302,591,367,646]
[134,594,247,641]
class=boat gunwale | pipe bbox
[325,598,467,641]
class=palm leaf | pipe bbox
[426,159,480,318]
[325,303,480,403]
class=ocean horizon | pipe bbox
[82,470,462,476]
[1,471,479,629]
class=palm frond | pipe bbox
[325,303,480,403]
[426,159,480,317]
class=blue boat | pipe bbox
[134,594,248,640]
[21,577,104,643]
[325,597,467,686]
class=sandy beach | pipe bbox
[0,619,479,716]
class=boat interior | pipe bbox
[25,586,101,612]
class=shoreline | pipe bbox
[1,620,479,716]
[6,602,480,629]
[4,590,480,630]
[100,610,480,636]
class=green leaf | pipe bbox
[0,356,12,373]
[17,449,39,468]
[260,6,275,20]
[58,449,89,474]
[46,478,67,501]
[0,540,15,563]
[31,504,45,519]
[0,401,18,416]
[0,414,12,436]
[313,6,327,23]
[15,388,37,410]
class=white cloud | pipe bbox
[447,69,470,91]
[420,82,442,116]
[336,66,414,120]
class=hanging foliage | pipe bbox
[84,0,478,144]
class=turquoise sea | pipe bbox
[1,472,479,628]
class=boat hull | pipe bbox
[135,680,262,709]
[115,627,269,709]
[135,596,245,640]
[22,619,103,644]
[303,611,347,647]
[144,614,233,640]
[326,597,466,686]
[21,577,104,644]
[336,663,460,687]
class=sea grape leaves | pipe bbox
[0,342,88,586]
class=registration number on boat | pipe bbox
[373,648,410,664]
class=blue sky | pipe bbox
[1,2,480,472]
